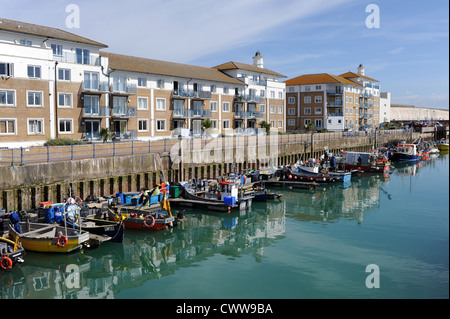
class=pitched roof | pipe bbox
[214,61,286,78]
[101,52,244,85]
[284,73,362,86]
[340,71,378,82]
[0,18,108,47]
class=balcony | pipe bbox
[192,109,212,118]
[111,83,137,95]
[111,107,137,118]
[327,101,343,106]
[326,90,343,95]
[328,112,344,117]
[172,89,211,99]
[82,81,109,93]
[173,108,190,118]
[234,111,264,119]
[113,130,137,141]
[234,95,264,103]
[53,52,100,66]
[83,106,110,118]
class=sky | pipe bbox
[1,0,449,109]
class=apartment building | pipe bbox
[0,19,286,147]
[284,64,381,131]
[214,51,287,132]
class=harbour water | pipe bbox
[1,153,448,299]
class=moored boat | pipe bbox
[392,144,423,161]
[0,236,26,270]
[337,150,390,172]
[436,139,449,151]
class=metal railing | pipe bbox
[1,129,411,167]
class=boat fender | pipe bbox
[75,196,83,207]
[144,215,155,228]
[0,256,13,270]
[57,235,68,247]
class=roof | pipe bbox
[214,61,286,78]
[0,18,108,47]
[101,52,244,85]
[340,71,378,82]
[284,73,362,87]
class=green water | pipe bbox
[1,154,448,299]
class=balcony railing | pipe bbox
[82,81,109,93]
[113,130,137,141]
[326,90,343,95]
[172,89,211,99]
[53,52,100,66]
[173,108,190,118]
[192,109,212,118]
[83,106,110,117]
[112,107,137,118]
[112,83,137,95]
[327,101,343,106]
[234,95,265,103]
[327,112,344,117]
[234,111,264,119]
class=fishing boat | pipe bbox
[63,204,124,243]
[295,159,351,182]
[108,184,175,231]
[337,150,390,172]
[279,166,336,183]
[0,236,25,270]
[8,219,90,253]
[391,144,423,161]
[436,139,449,151]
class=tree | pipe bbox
[99,127,111,143]
[305,121,314,132]
[201,118,213,130]
[259,120,272,135]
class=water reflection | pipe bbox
[0,200,286,299]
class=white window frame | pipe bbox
[278,105,283,114]
[288,119,295,126]
[314,107,322,114]
[304,96,311,103]
[27,91,43,107]
[315,96,322,103]
[223,119,230,130]
[288,108,295,115]
[138,77,147,87]
[27,65,41,79]
[304,107,311,115]
[222,102,230,112]
[138,97,149,110]
[0,62,14,77]
[27,118,45,135]
[156,98,166,111]
[270,105,275,114]
[58,118,73,134]
[278,120,283,128]
[58,68,71,81]
[315,119,322,128]
[210,101,218,112]
[288,97,295,104]
[0,118,17,135]
[211,120,218,129]
[260,104,265,113]
[156,119,166,131]
[138,119,149,132]
[58,93,72,108]
[0,89,16,106]
[304,119,311,127]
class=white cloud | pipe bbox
[392,92,449,110]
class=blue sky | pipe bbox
[1,0,449,109]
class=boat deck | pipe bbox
[170,197,242,212]
[264,180,318,189]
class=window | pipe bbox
[156,119,166,131]
[27,65,41,78]
[270,91,275,98]
[288,108,295,115]
[0,90,15,106]
[84,95,99,114]
[270,105,275,114]
[304,119,311,127]
[51,44,62,56]
[211,85,216,93]
[304,108,311,115]
[138,119,149,132]
[58,93,72,108]
[223,119,230,129]
[315,96,322,103]
[278,120,283,128]
[315,119,322,128]
[84,72,99,90]
[288,97,295,104]
[27,91,43,107]
[305,86,311,91]
[304,96,311,103]
[222,102,230,112]
[260,104,265,113]
[278,106,283,114]
[58,68,71,81]
[314,107,322,114]
[288,87,294,92]
[211,120,218,129]
[288,119,295,126]
[270,120,275,127]
[76,48,90,64]
[223,87,229,94]
[278,92,283,99]
[260,90,265,97]
[0,63,14,77]
[28,119,44,135]
[138,97,148,110]
[315,85,321,90]
[210,101,217,112]
[0,119,16,135]
[59,119,73,134]
[18,39,32,46]
[138,77,147,87]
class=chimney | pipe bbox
[253,51,263,68]
[357,64,365,76]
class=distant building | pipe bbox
[380,92,391,123]
[390,105,449,123]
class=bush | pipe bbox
[44,138,84,146]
